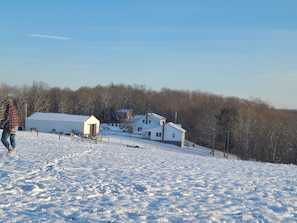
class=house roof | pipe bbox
[133,115,144,122]
[167,122,186,133]
[141,124,161,131]
[142,122,186,133]
[148,113,165,120]
[133,113,166,123]
[117,109,132,113]
[26,112,91,123]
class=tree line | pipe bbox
[1,81,297,164]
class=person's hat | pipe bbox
[5,98,13,104]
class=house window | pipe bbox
[138,127,142,132]
[156,132,162,137]
[149,120,151,123]
[173,133,175,138]
[148,131,151,136]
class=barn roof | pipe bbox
[27,112,91,123]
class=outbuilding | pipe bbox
[25,112,100,137]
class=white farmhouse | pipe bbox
[132,113,166,134]
[131,112,186,147]
[25,112,100,137]
[141,122,186,147]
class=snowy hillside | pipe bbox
[0,129,296,222]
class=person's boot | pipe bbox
[8,146,15,152]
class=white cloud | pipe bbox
[29,33,72,40]
[32,65,86,70]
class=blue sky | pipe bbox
[0,0,296,108]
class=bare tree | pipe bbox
[1,82,296,164]
[27,82,51,114]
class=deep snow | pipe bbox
[0,127,296,222]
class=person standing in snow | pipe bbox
[1,97,19,152]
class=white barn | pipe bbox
[141,122,186,147]
[25,112,100,137]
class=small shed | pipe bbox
[25,112,100,137]
[116,108,133,132]
[116,109,133,123]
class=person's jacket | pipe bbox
[2,104,18,131]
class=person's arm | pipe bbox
[1,106,10,125]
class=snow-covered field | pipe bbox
[0,128,296,222]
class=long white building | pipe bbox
[25,112,100,137]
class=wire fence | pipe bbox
[68,133,162,150]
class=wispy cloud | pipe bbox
[32,65,86,70]
[29,33,72,40]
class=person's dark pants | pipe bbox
[1,127,16,150]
